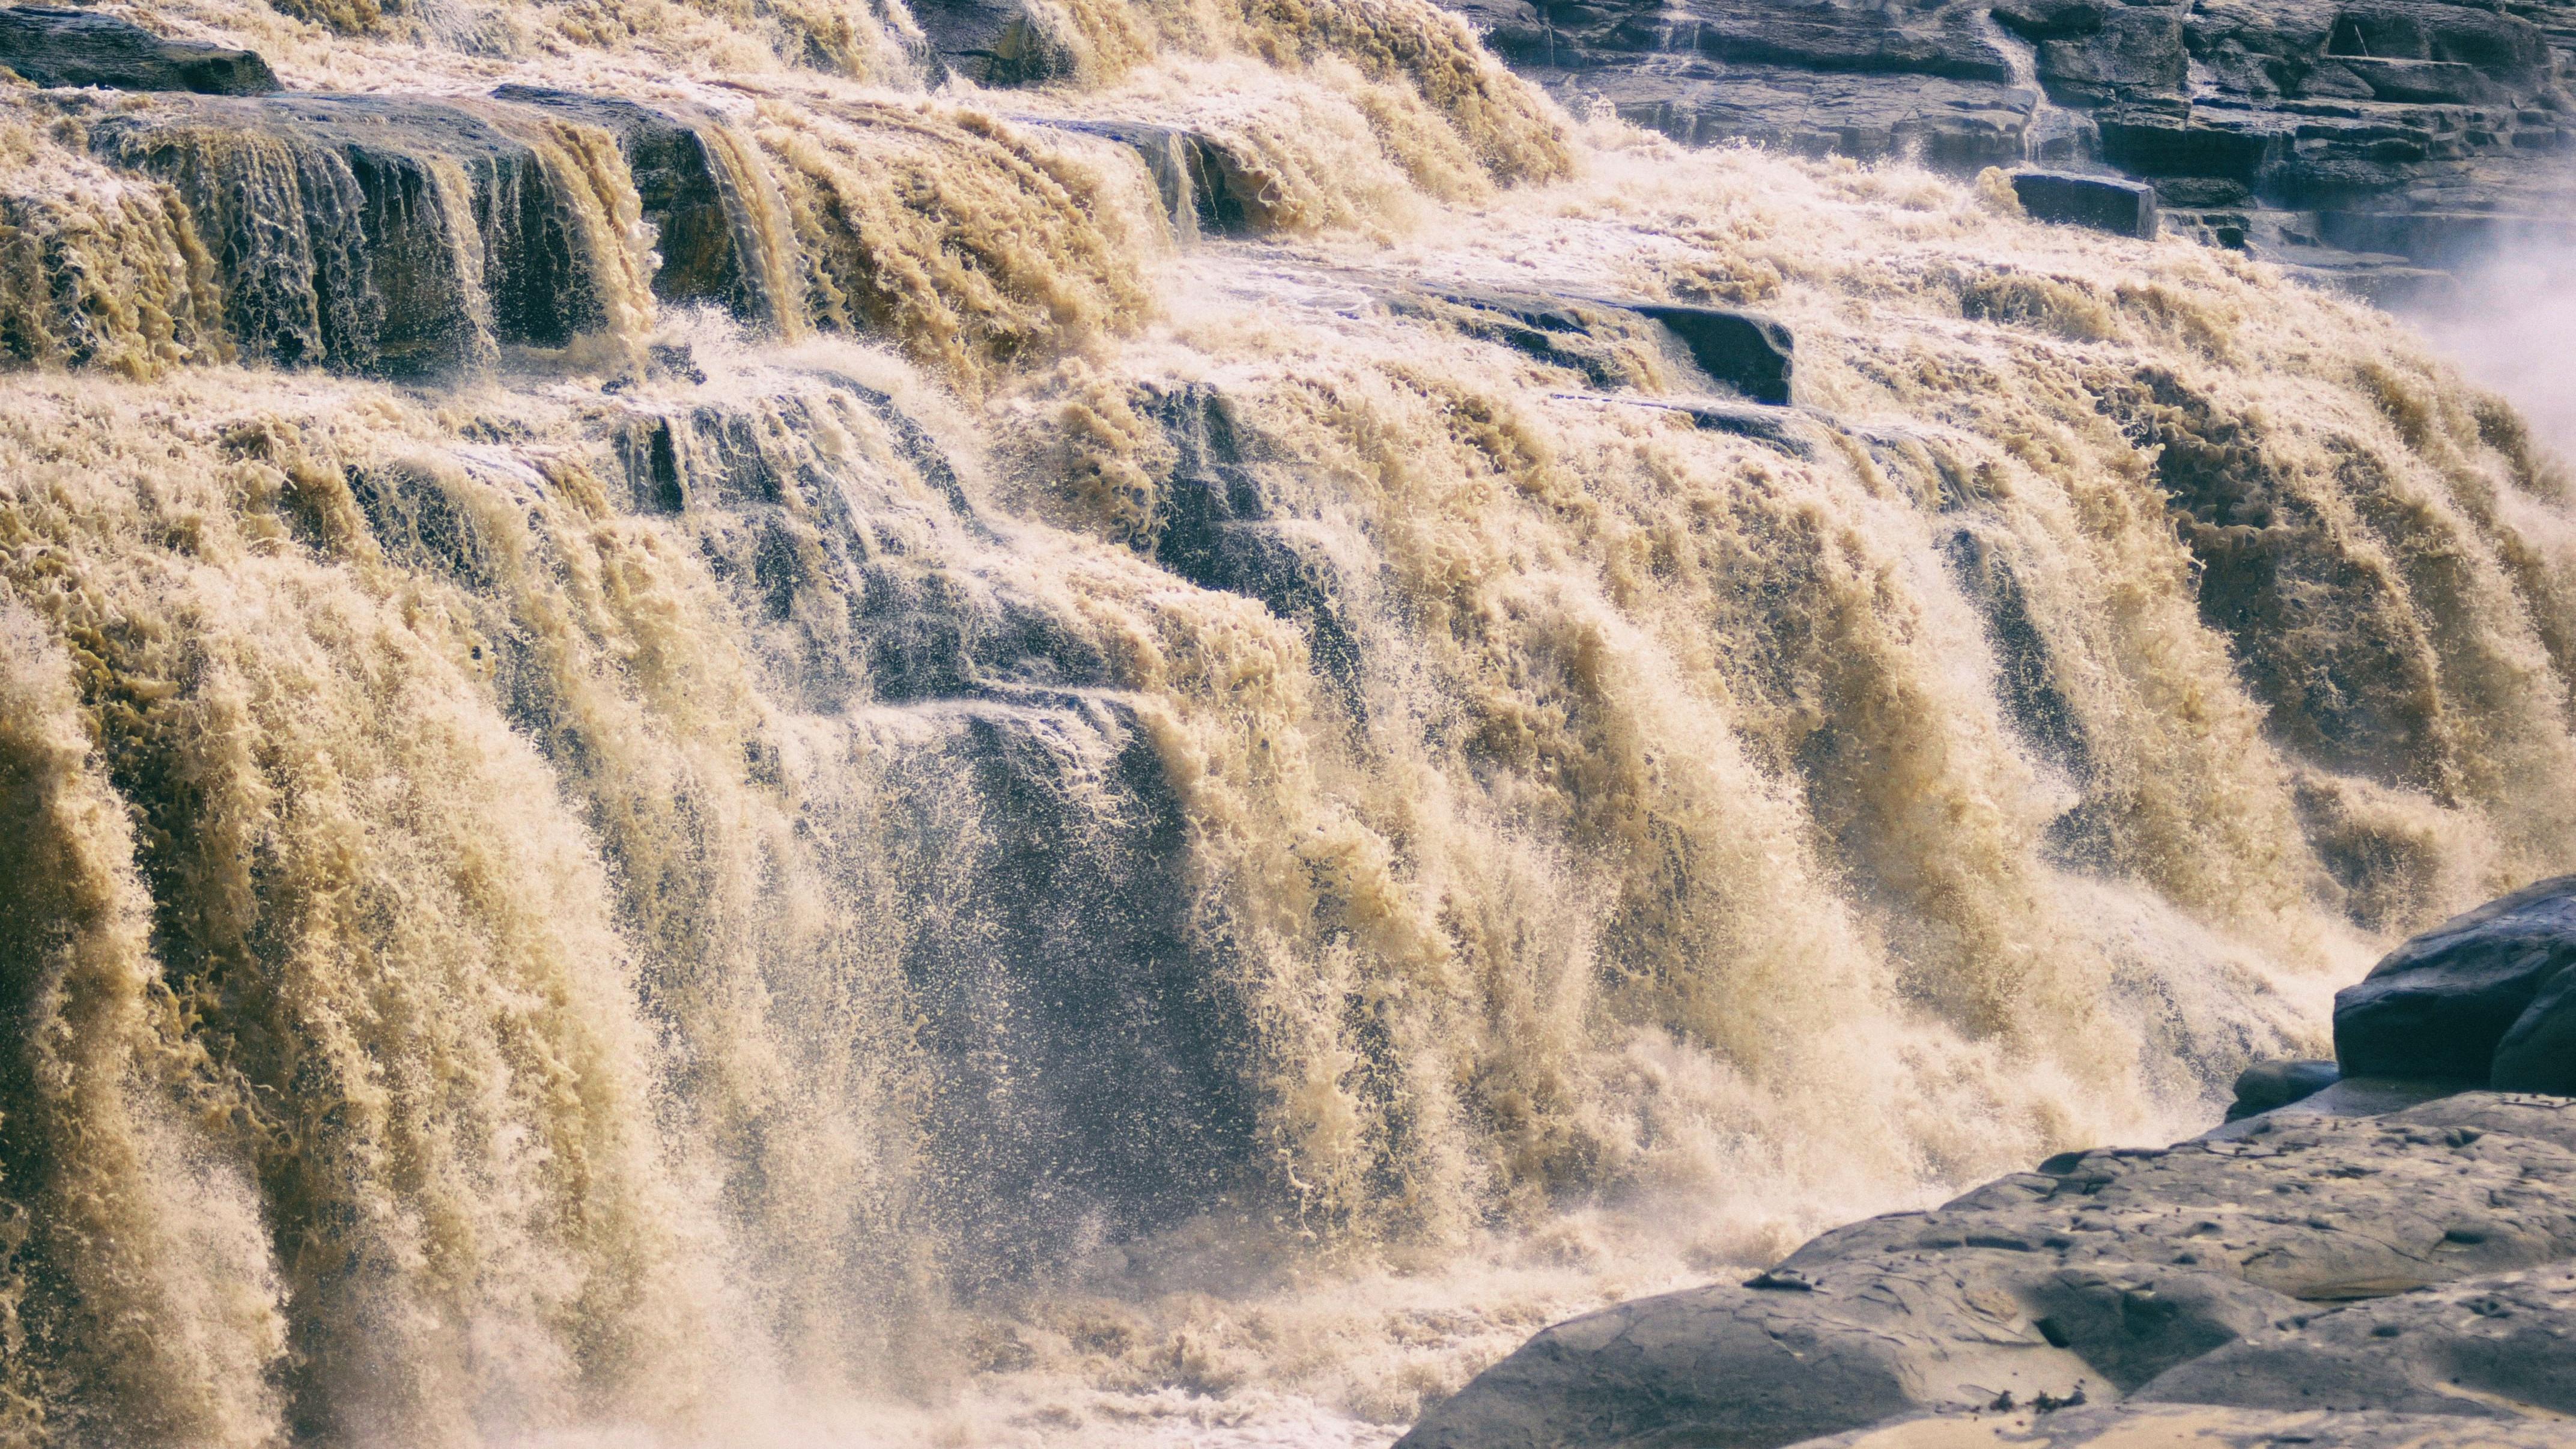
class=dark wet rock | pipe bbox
[1393,287,1678,390]
[1027,118,1254,235]
[1943,526,2091,781]
[2011,169,2160,237]
[1395,287,1795,403]
[2222,1057,2338,1120]
[2047,11,2187,107]
[876,692,1260,1283]
[0,5,278,94]
[2496,967,2576,1096]
[2133,1262,2576,1417]
[1135,384,1363,707]
[2334,874,2576,1084]
[488,87,753,313]
[1402,1092,2576,1449]
[607,372,1104,712]
[90,94,613,373]
[1630,303,1796,404]
[2097,366,2456,788]
[1666,398,1813,453]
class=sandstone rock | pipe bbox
[2221,1057,2338,1120]
[2133,1263,2576,1417]
[2011,169,2160,237]
[0,5,278,94]
[2334,874,2576,1084]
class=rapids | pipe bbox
[0,1,2571,1445]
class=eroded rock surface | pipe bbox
[2135,1263,2576,1417]
[1399,1092,2576,1449]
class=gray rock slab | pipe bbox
[2135,1263,2576,1417]
[2011,170,2161,237]
[1785,1102,2576,1302]
[1393,1248,2289,1449]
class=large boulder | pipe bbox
[2497,967,2576,1096]
[2334,875,2576,1086]
[0,5,278,94]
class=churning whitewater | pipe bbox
[1,0,2572,1444]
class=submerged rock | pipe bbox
[0,6,278,94]
[1030,118,1255,236]
[2335,874,2576,1087]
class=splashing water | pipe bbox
[1,1,2572,1445]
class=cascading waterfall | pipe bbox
[1,0,2573,1444]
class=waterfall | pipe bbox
[1,0,2571,1444]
